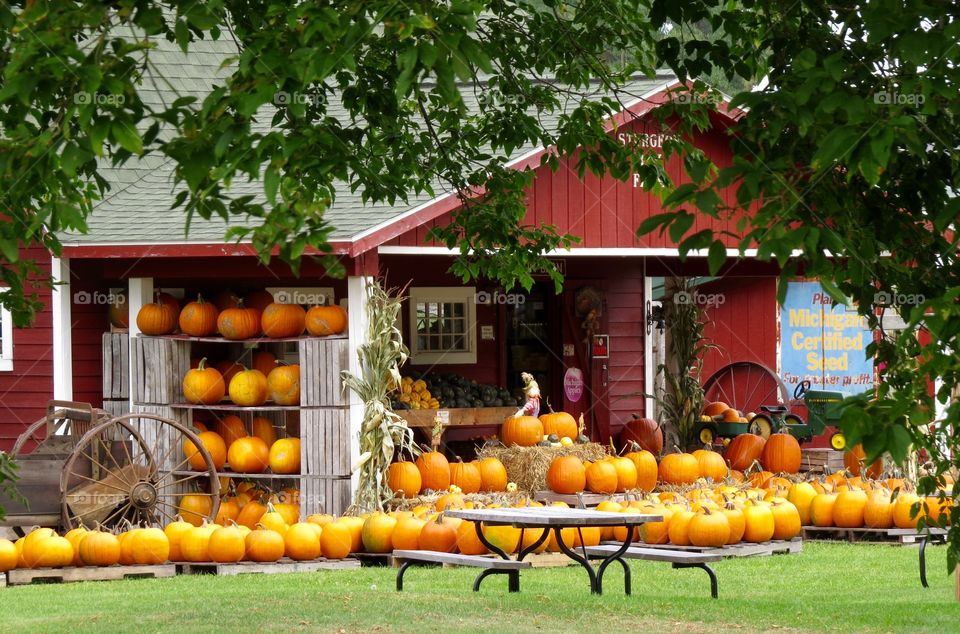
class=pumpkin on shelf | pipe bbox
[251,416,278,447]
[229,369,269,406]
[500,415,544,447]
[215,360,246,386]
[136,298,178,335]
[261,302,306,338]
[252,350,277,376]
[183,430,227,470]
[244,289,275,315]
[217,414,248,447]
[619,416,663,455]
[217,302,262,340]
[182,359,226,405]
[179,294,219,337]
[305,305,348,336]
[269,437,301,474]
[178,493,215,526]
[213,290,241,312]
[267,364,300,405]
[228,436,271,473]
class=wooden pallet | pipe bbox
[352,552,396,567]
[802,526,947,544]
[177,557,360,576]
[1,573,6,588]
[4,564,176,586]
[600,538,802,557]
[799,448,844,473]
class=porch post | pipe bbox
[127,277,153,407]
[51,257,73,400]
[346,275,373,500]
[643,275,654,418]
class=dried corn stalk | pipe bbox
[341,280,419,513]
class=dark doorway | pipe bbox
[505,283,562,407]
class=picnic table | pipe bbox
[443,506,662,594]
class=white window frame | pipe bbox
[0,302,13,371]
[408,287,477,365]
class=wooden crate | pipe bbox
[800,448,844,473]
[102,332,129,400]
[298,337,349,407]
[5,564,176,586]
[177,557,359,576]
[131,337,190,405]
[300,408,351,516]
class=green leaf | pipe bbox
[264,165,280,205]
[111,122,143,154]
[888,424,912,464]
[61,143,91,177]
[668,213,695,244]
[707,240,727,275]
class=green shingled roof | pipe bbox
[58,34,674,248]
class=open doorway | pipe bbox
[505,283,562,408]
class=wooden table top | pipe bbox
[445,507,662,527]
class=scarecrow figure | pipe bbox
[514,372,541,418]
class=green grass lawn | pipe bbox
[1,542,957,633]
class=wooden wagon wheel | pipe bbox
[60,413,220,530]
[5,402,111,536]
[702,361,790,415]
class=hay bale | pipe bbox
[476,443,608,494]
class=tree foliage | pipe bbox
[2,1,960,567]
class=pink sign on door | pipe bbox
[563,367,585,403]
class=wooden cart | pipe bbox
[0,400,220,536]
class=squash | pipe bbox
[305,305,348,336]
[361,513,397,554]
[585,460,619,494]
[658,452,699,485]
[724,434,766,471]
[285,522,322,560]
[131,527,170,565]
[178,493,214,527]
[760,432,802,473]
[539,410,578,440]
[448,458,482,494]
[477,457,508,492]
[319,521,353,559]
[415,450,451,491]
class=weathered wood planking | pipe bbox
[102,333,129,399]
[300,408,351,516]
[5,564,176,585]
[102,399,129,418]
[131,337,190,405]
[402,407,518,428]
[177,557,359,576]
[799,448,844,473]
[298,338,349,406]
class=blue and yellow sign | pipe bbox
[780,281,874,395]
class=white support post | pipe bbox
[51,257,73,400]
[127,277,153,407]
[643,275,655,418]
[346,275,373,499]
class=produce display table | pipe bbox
[444,507,661,595]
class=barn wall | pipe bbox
[0,247,55,451]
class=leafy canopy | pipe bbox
[2,0,960,566]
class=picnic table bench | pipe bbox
[393,507,661,595]
[584,544,723,598]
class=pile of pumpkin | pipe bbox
[183,354,300,408]
[499,410,591,448]
[132,289,348,339]
[387,449,512,499]
[182,414,300,475]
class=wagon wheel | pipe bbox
[702,361,790,416]
[5,402,111,535]
[60,413,220,530]
[748,414,774,439]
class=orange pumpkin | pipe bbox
[215,360,246,386]
[585,460,619,494]
[77,530,121,567]
[136,299,178,335]
[269,437,301,474]
[449,459,482,494]
[178,493,214,527]
[182,358,226,405]
[305,305,348,336]
[477,457,508,492]
[183,430,227,470]
[261,303,306,338]
[658,452,699,485]
[107,291,128,328]
[760,433,801,473]
[415,450,451,491]
[742,503,775,542]
[267,364,300,405]
[244,289,275,314]
[609,456,638,492]
[362,513,398,553]
[500,416,544,447]
[693,449,728,481]
[236,500,268,530]
[724,434,766,471]
[320,521,353,559]
[619,417,663,455]
[547,455,586,494]
[388,461,423,498]
[217,304,261,340]
[539,410,578,440]
[625,446,658,492]
[844,444,883,479]
[285,522,322,561]
[252,350,278,376]
[228,436,270,473]
[251,416,278,446]
[179,295,219,337]
[245,528,285,562]
[229,369,269,406]
[454,520,488,555]
[217,414,248,447]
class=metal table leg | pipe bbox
[471,521,523,593]
[919,535,929,588]
[553,526,600,593]
[596,523,636,595]
[673,562,719,599]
